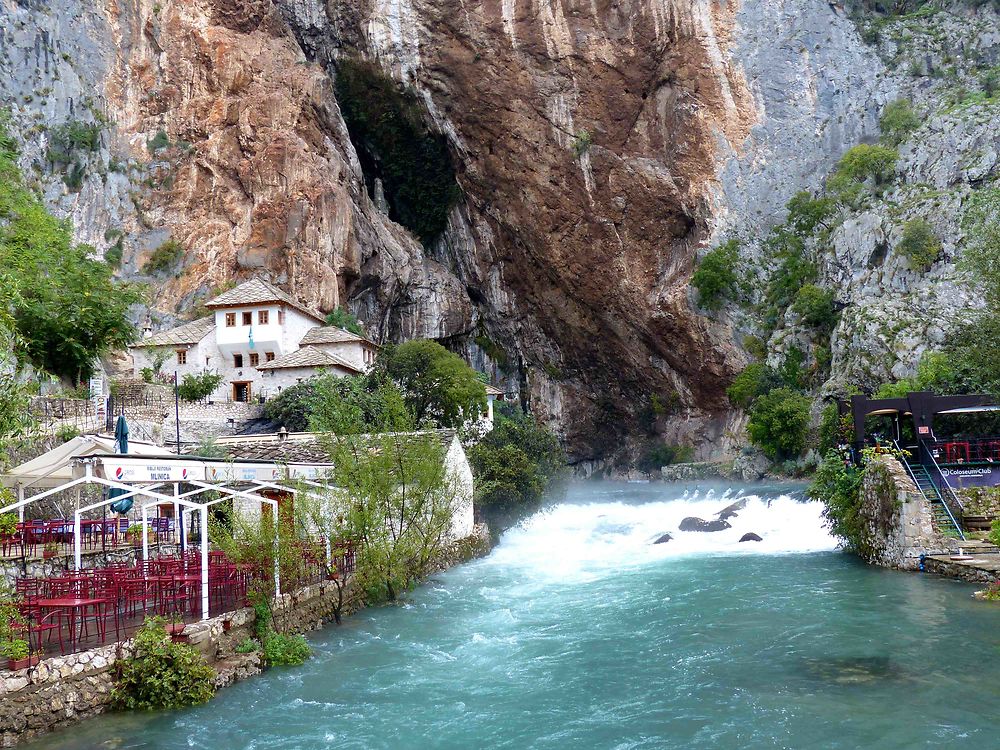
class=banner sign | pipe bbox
[100,459,206,483]
[940,465,999,488]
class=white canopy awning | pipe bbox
[1,435,169,491]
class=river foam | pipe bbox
[485,483,839,584]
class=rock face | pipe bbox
[653,533,673,545]
[3,0,996,464]
[679,517,731,533]
[738,532,762,543]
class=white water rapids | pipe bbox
[487,484,839,585]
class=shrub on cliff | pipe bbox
[112,617,215,710]
[792,284,838,331]
[896,218,940,271]
[747,387,811,459]
[828,144,898,204]
[691,239,740,311]
[726,363,782,409]
[879,99,920,147]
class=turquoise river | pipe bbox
[26,481,1000,749]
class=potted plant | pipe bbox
[42,541,59,559]
[126,524,147,547]
[2,637,31,671]
[166,614,186,637]
[0,512,17,538]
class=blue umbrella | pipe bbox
[109,415,133,514]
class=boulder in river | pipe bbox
[716,499,749,521]
[652,533,673,545]
[679,517,732,532]
[739,532,763,543]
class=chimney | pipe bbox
[278,426,288,442]
[142,318,153,339]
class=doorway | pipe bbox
[232,381,251,402]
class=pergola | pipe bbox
[0,452,337,620]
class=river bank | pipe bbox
[0,526,492,748]
[20,481,1000,750]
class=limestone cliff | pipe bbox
[1,0,994,465]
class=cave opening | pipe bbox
[333,57,462,247]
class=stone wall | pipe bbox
[859,457,952,570]
[0,545,180,590]
[0,524,491,747]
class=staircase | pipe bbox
[904,458,964,539]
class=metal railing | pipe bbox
[895,440,966,540]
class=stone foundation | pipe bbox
[860,457,954,570]
[0,525,491,747]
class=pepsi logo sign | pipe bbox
[182,468,188,479]
[115,467,124,480]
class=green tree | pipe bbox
[879,99,920,146]
[896,218,940,271]
[747,387,812,459]
[176,371,223,402]
[262,372,411,434]
[828,144,898,204]
[325,307,364,335]
[808,451,864,550]
[785,191,837,236]
[323,432,462,602]
[0,112,143,383]
[381,340,487,427]
[691,239,740,311]
[468,403,565,527]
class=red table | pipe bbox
[36,597,109,647]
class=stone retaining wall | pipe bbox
[924,558,996,583]
[860,457,953,570]
[0,525,491,747]
[0,545,180,590]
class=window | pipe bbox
[249,352,259,367]
[234,354,243,368]
[225,313,236,327]
[176,350,187,365]
[242,311,253,326]
[258,310,269,325]
[278,309,285,325]
[265,352,275,362]
[205,357,211,366]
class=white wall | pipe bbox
[444,434,475,539]
[309,341,378,372]
[257,364,357,399]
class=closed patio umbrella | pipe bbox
[108,415,132,514]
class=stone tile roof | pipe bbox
[205,279,324,322]
[211,429,457,463]
[299,326,377,348]
[131,316,215,348]
[255,345,363,374]
[485,384,504,396]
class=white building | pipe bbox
[210,429,475,540]
[131,279,379,402]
